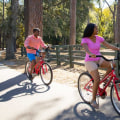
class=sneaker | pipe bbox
[90,100,99,109]
[28,74,33,81]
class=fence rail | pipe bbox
[21,44,120,76]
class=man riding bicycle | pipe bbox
[24,28,47,80]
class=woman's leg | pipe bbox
[100,60,116,78]
[85,61,100,108]
[90,69,100,102]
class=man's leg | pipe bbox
[27,53,36,80]
[30,60,36,75]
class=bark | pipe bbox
[0,29,1,49]
[116,0,120,43]
[70,0,76,45]
[6,0,18,59]
[24,0,29,38]
[24,0,43,37]
[2,0,5,50]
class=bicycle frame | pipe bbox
[32,56,48,75]
[84,69,120,101]
[34,57,44,74]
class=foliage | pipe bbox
[43,0,93,45]
[16,5,25,47]
[0,1,25,48]
[0,0,116,48]
[89,4,114,43]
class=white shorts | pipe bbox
[85,58,104,73]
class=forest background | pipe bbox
[0,0,120,59]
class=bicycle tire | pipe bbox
[25,61,31,78]
[78,72,93,104]
[110,80,120,115]
[40,62,53,85]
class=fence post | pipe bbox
[21,46,23,56]
[56,45,60,65]
[24,47,27,56]
[69,45,74,68]
[116,44,120,77]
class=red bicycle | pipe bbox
[78,53,120,115]
[25,49,53,86]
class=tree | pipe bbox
[116,0,120,43]
[104,0,117,42]
[70,0,76,45]
[6,0,18,59]
[2,0,5,50]
[24,0,43,38]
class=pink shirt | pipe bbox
[81,35,104,62]
[24,35,45,54]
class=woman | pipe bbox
[81,23,120,109]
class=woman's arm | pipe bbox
[82,43,96,57]
[102,41,120,51]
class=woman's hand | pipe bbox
[90,54,96,58]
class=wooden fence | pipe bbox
[21,44,120,76]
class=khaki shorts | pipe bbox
[85,58,104,73]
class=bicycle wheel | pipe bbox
[110,80,120,115]
[78,72,93,104]
[25,61,31,78]
[40,62,53,85]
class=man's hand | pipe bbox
[27,46,37,50]
[44,44,48,49]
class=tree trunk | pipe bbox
[69,0,76,45]
[6,0,18,59]
[2,0,5,50]
[24,0,29,38]
[24,0,43,38]
[116,0,120,43]
[0,29,1,50]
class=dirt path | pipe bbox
[0,49,87,87]
[0,48,106,88]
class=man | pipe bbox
[24,28,47,80]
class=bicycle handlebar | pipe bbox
[89,55,118,61]
[27,46,49,53]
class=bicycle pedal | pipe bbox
[101,95,106,99]
[100,91,106,99]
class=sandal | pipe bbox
[90,100,99,109]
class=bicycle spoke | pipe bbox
[111,82,120,115]
[78,72,93,103]
[40,63,53,85]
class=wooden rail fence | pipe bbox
[21,44,120,76]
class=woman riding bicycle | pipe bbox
[81,23,120,109]
[24,28,47,80]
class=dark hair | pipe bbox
[82,23,96,38]
[33,28,40,33]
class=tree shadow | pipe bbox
[0,73,26,92]
[0,74,50,102]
